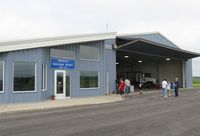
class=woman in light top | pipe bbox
[167,81,171,97]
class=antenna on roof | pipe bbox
[106,24,109,32]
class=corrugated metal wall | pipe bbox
[185,59,192,88]
[0,49,43,103]
[158,60,183,87]
[104,39,116,93]
[46,40,116,98]
[0,39,116,103]
[47,41,104,97]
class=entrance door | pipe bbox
[54,70,66,99]
[54,70,70,99]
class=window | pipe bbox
[80,71,99,88]
[13,62,36,92]
[42,64,47,91]
[80,45,99,60]
[50,49,75,59]
[0,61,4,92]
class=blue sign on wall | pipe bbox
[50,58,75,69]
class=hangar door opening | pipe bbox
[116,33,200,90]
[116,50,183,90]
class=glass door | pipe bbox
[54,70,66,99]
[65,70,70,97]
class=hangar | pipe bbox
[0,32,199,103]
[116,33,199,89]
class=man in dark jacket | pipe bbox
[174,78,179,97]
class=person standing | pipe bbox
[174,78,179,97]
[125,78,131,94]
[139,79,143,94]
[162,79,168,97]
[167,81,171,97]
[118,79,126,100]
[115,78,120,94]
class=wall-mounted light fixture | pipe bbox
[138,60,143,63]
[166,58,171,61]
[124,56,129,58]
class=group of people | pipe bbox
[161,78,179,97]
[117,78,131,99]
[117,77,180,100]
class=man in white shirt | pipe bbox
[162,79,168,97]
[125,78,131,94]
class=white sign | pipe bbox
[105,44,112,50]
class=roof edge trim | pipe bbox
[0,32,117,53]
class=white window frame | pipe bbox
[42,64,47,91]
[0,60,4,93]
[80,71,100,90]
[12,61,37,93]
[79,45,100,61]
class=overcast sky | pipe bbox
[0,0,199,76]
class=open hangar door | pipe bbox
[116,33,200,90]
[116,50,183,90]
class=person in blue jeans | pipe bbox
[162,79,167,97]
[125,78,131,94]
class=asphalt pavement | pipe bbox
[0,89,200,136]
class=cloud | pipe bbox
[0,0,199,76]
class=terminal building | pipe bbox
[0,32,199,103]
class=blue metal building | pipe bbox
[0,32,199,103]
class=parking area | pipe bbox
[0,89,200,136]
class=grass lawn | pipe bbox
[193,77,200,88]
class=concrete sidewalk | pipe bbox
[0,89,191,114]
[0,94,122,114]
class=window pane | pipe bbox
[14,62,35,91]
[0,61,3,91]
[50,49,75,59]
[80,71,99,88]
[42,64,47,90]
[56,72,63,94]
[80,45,99,60]
[42,65,44,90]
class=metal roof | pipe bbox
[116,33,200,60]
[117,32,179,49]
[0,31,199,60]
[0,32,116,53]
